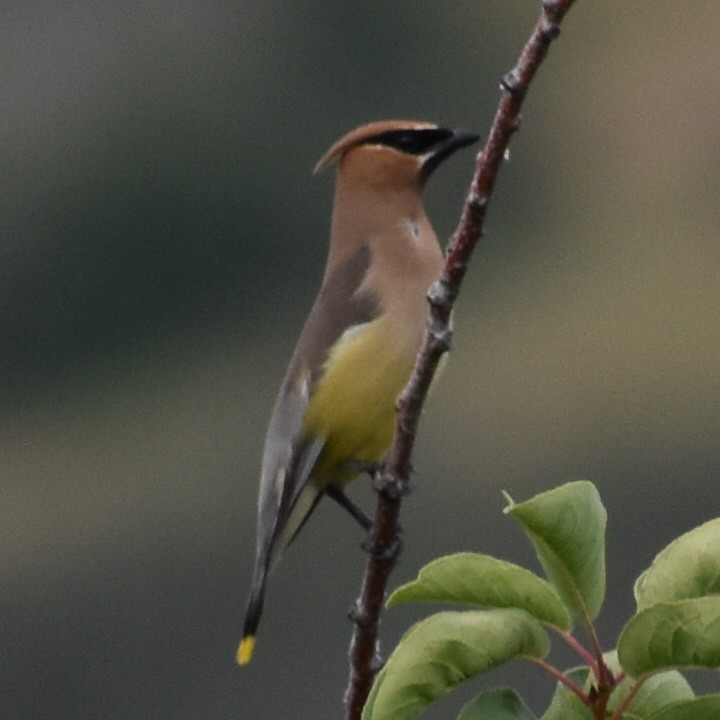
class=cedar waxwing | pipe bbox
[238,120,479,665]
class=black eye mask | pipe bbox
[365,128,455,155]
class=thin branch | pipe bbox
[343,2,580,718]
[555,629,599,674]
[585,620,615,687]
[609,675,647,720]
[526,656,592,707]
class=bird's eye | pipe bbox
[391,133,420,152]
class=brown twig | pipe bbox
[343,2,579,718]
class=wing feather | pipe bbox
[255,244,378,563]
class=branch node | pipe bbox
[373,466,413,500]
[394,389,409,415]
[500,69,521,95]
[542,0,563,15]
[426,279,457,311]
[510,115,523,134]
[540,17,562,40]
[370,652,385,675]
[468,192,489,211]
[348,601,372,628]
[431,326,453,354]
[362,533,403,561]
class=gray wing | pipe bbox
[241,245,379,646]
[256,245,379,562]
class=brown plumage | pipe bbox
[238,120,479,665]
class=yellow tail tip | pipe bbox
[236,635,256,665]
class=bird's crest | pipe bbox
[313,120,437,173]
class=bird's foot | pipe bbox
[344,458,382,477]
[326,486,372,531]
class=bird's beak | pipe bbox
[420,129,480,181]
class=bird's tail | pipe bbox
[237,557,268,665]
[237,465,323,666]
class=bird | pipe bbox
[237,119,479,665]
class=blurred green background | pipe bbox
[2,1,719,718]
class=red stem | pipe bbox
[526,656,591,707]
[556,629,599,673]
[609,676,647,720]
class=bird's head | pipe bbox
[314,120,479,190]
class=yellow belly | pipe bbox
[303,318,415,487]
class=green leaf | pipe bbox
[618,597,720,677]
[539,656,693,720]
[635,518,720,611]
[506,481,606,622]
[644,695,720,720]
[608,669,694,717]
[540,667,591,720]
[361,609,550,720]
[539,652,693,720]
[387,553,571,630]
[456,688,537,720]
